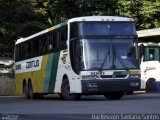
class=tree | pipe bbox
[117,0,160,30]
[1,0,160,54]
[78,0,118,16]
[0,0,47,48]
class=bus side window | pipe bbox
[19,45,22,60]
[48,32,53,51]
[144,48,149,61]
[32,39,39,56]
[70,22,78,40]
[144,48,158,61]
[70,23,79,74]
[40,35,48,54]
[15,45,20,61]
[48,31,57,52]
[61,27,67,49]
[26,41,32,59]
[57,30,60,49]
[20,44,26,60]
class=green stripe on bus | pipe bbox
[43,54,53,93]
[48,52,60,92]
[48,20,68,32]
[113,71,129,75]
[43,52,60,93]
[55,21,68,29]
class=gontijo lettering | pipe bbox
[26,60,39,69]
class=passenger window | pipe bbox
[144,48,159,61]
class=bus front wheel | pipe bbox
[146,80,156,93]
[104,92,124,100]
[61,78,80,100]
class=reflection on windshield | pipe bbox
[113,39,138,69]
[80,39,138,70]
[80,39,112,70]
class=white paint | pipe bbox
[15,56,42,74]
[68,16,133,23]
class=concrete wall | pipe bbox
[0,73,16,95]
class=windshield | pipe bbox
[79,22,136,36]
[80,39,138,70]
[144,47,160,61]
[112,39,138,69]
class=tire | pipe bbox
[126,91,134,95]
[35,94,44,99]
[23,83,29,99]
[61,78,81,100]
[146,80,156,93]
[28,81,44,99]
[104,92,124,100]
[28,81,35,99]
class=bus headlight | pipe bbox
[82,75,100,80]
[129,74,140,78]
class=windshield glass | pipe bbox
[112,39,138,69]
[144,47,160,61]
[80,39,112,70]
[80,39,138,70]
[79,22,136,36]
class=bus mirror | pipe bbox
[139,44,144,59]
[66,41,68,47]
[127,46,134,56]
[76,44,81,56]
[75,43,81,74]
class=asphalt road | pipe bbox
[0,93,160,120]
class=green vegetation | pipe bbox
[0,0,160,50]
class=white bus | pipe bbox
[139,42,160,92]
[15,16,140,100]
[138,28,160,92]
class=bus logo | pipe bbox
[61,54,67,64]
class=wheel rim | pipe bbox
[147,81,156,92]
[63,84,70,96]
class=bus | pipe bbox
[15,16,140,100]
[138,28,160,92]
[139,42,160,92]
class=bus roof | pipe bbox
[68,16,134,23]
[16,16,134,45]
[139,42,160,47]
[15,21,68,45]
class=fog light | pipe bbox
[82,75,100,80]
[130,82,139,86]
[129,74,140,78]
[87,83,98,88]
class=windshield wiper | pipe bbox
[99,45,110,70]
[112,45,116,69]
[112,45,129,70]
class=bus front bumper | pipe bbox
[81,78,140,94]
